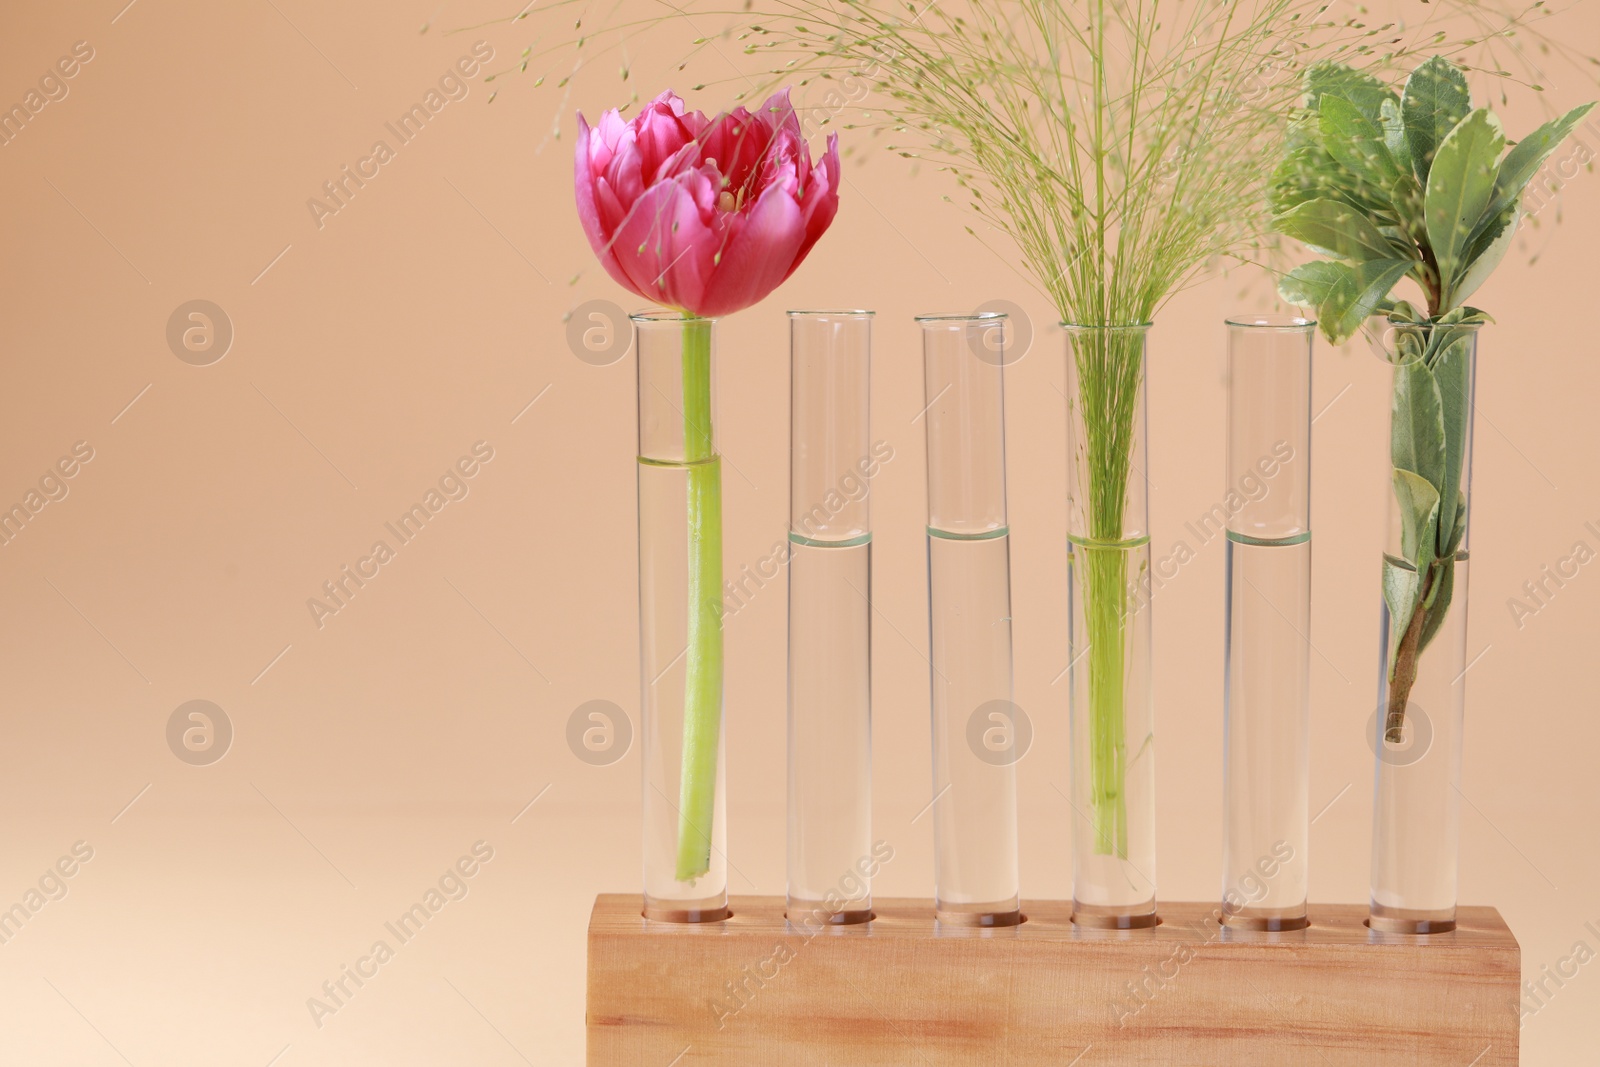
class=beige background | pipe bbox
[0,1,1596,1063]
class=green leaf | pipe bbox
[1389,327,1427,366]
[1442,491,1468,557]
[1430,334,1472,556]
[1480,102,1598,225]
[1425,108,1505,304]
[1391,356,1447,491]
[1390,173,1428,249]
[1388,300,1424,324]
[1402,56,1472,183]
[1305,61,1398,124]
[1381,97,1411,172]
[1322,94,1406,191]
[1270,139,1391,217]
[1383,307,1429,364]
[1435,305,1493,326]
[1279,259,1415,344]
[1278,261,1348,307]
[1419,491,1467,657]
[1417,557,1457,654]
[1454,206,1516,307]
[1392,467,1442,573]
[1275,198,1407,263]
[1269,142,1334,215]
[1382,555,1423,677]
[1333,259,1417,342]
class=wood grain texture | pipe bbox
[587,894,1518,1066]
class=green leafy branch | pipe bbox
[1270,54,1593,733]
[1379,301,1479,740]
[1273,56,1592,340]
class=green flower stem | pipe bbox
[675,318,722,883]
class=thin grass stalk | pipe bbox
[1071,324,1146,855]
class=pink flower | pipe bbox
[575,89,840,317]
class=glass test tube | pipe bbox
[1220,316,1314,931]
[787,311,876,926]
[919,312,1021,927]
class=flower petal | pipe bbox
[574,113,642,299]
[758,88,802,142]
[602,127,646,209]
[597,107,630,153]
[697,107,771,194]
[695,175,806,316]
[608,176,717,312]
[786,132,840,279]
[635,97,698,179]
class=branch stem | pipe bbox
[1385,563,1433,742]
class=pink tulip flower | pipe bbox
[575,88,840,317]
